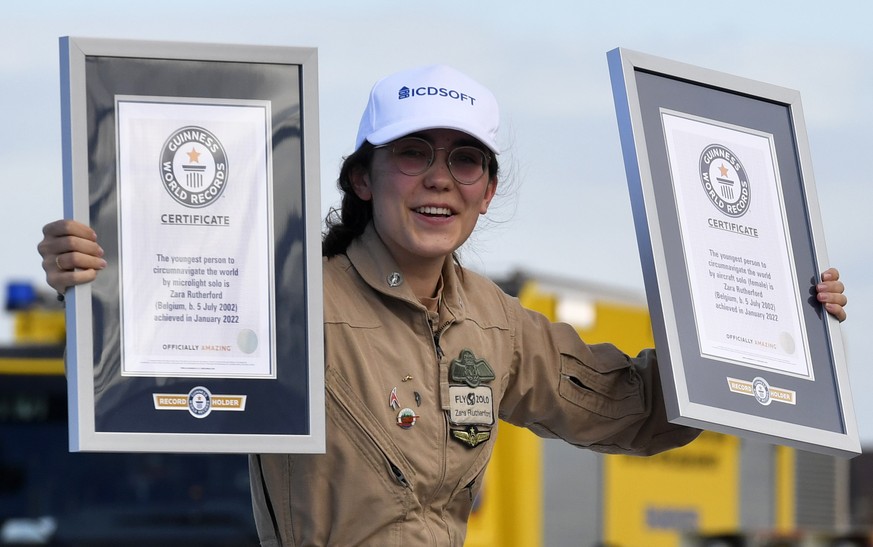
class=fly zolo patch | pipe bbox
[449,385,494,426]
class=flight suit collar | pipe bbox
[346,222,468,323]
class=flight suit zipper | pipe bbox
[432,319,450,362]
[425,315,453,545]
[391,463,410,488]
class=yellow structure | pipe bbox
[774,445,796,533]
[13,307,66,346]
[604,431,740,546]
[2,283,65,374]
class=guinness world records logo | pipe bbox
[752,377,771,406]
[699,144,750,218]
[160,126,228,208]
[187,386,213,418]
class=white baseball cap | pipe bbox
[354,64,500,154]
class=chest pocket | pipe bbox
[325,366,417,492]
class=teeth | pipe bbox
[416,206,451,216]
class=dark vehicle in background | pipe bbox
[0,342,259,546]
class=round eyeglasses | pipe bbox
[373,137,490,184]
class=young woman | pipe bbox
[39,65,847,546]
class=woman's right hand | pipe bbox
[37,219,107,295]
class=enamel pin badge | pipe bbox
[397,408,419,429]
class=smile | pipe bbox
[415,206,453,217]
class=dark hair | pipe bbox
[322,141,500,257]
[322,142,375,257]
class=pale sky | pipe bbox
[2,1,871,444]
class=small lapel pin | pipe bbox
[389,387,399,410]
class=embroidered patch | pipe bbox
[451,425,491,448]
[449,349,495,387]
[448,385,494,426]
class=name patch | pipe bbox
[449,385,494,426]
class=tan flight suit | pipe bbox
[250,224,698,546]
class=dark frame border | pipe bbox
[60,37,324,453]
[607,47,859,457]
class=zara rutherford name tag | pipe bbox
[448,385,494,426]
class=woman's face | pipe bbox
[351,128,497,270]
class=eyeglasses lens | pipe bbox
[391,138,486,184]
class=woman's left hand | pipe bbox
[817,267,847,322]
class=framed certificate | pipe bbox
[607,47,859,456]
[60,37,324,453]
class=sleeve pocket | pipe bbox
[557,343,644,419]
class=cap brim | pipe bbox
[365,118,499,155]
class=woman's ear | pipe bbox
[349,165,373,201]
[479,176,498,215]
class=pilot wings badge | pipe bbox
[449,349,495,388]
[451,425,491,448]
